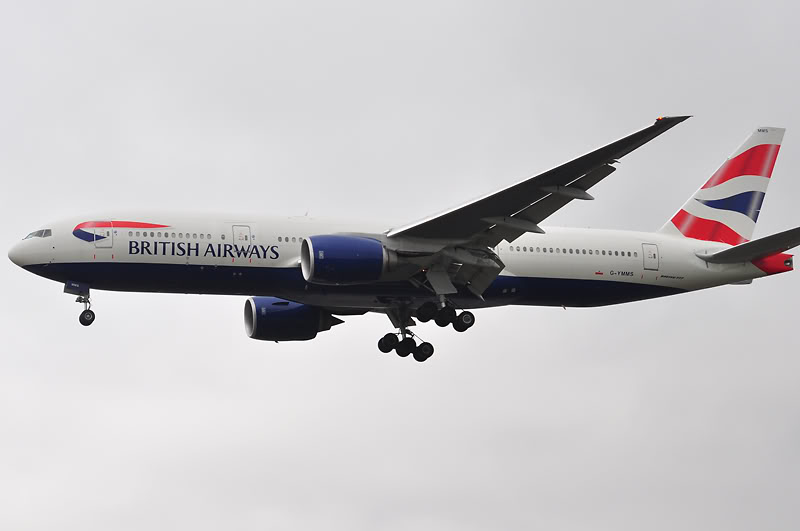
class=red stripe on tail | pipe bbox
[670,209,748,245]
[702,144,780,189]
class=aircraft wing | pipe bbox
[387,116,690,245]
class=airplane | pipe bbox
[8,117,800,362]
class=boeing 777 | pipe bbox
[8,117,799,362]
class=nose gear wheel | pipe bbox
[76,296,95,327]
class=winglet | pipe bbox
[656,115,692,123]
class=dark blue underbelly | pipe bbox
[24,262,685,308]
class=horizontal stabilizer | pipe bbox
[697,226,800,264]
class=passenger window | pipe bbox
[627,252,631,257]
[556,248,560,253]
[178,233,183,238]
[582,249,586,254]
[634,252,638,257]
[129,231,133,237]
[516,246,520,251]
[150,232,154,237]
[536,247,540,252]
[549,248,553,253]
[200,233,204,239]
[278,237,282,242]
[136,231,141,237]
[207,234,212,240]
[523,246,527,252]
[602,250,606,255]
[614,251,618,256]
[157,232,162,237]
[569,249,573,254]
[589,249,592,254]
[193,233,197,239]
[221,234,225,240]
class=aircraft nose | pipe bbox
[8,241,25,267]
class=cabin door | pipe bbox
[642,243,659,271]
[94,222,113,248]
[232,225,252,244]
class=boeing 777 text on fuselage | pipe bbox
[9,117,799,362]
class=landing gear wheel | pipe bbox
[453,311,475,332]
[416,302,438,323]
[378,333,399,353]
[413,342,434,362]
[79,309,95,327]
[395,337,416,357]
[435,306,456,327]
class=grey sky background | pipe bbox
[2,1,799,529]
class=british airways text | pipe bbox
[129,241,280,259]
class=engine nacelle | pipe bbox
[301,235,392,285]
[244,297,342,341]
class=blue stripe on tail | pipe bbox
[696,191,765,222]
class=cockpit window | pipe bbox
[23,229,52,239]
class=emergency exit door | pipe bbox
[642,243,659,271]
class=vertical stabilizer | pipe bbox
[658,127,785,244]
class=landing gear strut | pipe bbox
[76,296,95,326]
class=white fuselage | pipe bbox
[7,213,778,311]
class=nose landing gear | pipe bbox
[76,296,95,326]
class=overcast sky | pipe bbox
[2,1,799,529]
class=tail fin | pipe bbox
[658,127,785,244]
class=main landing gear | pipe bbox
[377,301,475,362]
[76,296,95,326]
[378,332,434,363]
[415,301,475,333]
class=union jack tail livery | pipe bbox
[659,127,785,244]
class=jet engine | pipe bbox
[301,235,398,285]
[244,297,342,341]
